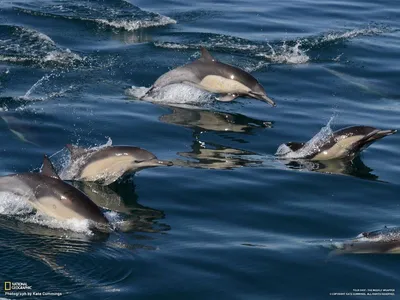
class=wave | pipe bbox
[14,0,176,32]
[154,25,390,65]
[0,25,82,67]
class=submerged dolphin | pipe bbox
[276,126,397,160]
[330,227,400,254]
[0,156,109,225]
[64,144,173,185]
[143,47,276,106]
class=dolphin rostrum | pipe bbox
[143,47,276,106]
[0,155,109,225]
[63,144,173,185]
[276,126,397,161]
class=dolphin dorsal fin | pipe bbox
[66,144,87,159]
[200,47,215,62]
[41,155,60,179]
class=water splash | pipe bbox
[275,116,336,159]
[92,15,176,31]
[22,73,54,99]
[125,84,214,105]
[57,138,113,181]
[257,40,309,64]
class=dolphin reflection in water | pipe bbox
[159,105,272,133]
[71,180,171,234]
[172,140,262,170]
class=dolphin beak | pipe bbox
[249,92,276,107]
[157,160,174,167]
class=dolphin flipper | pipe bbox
[140,86,156,100]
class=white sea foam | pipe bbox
[0,25,82,67]
[154,25,387,67]
[93,15,176,31]
[321,27,386,43]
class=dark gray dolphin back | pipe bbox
[333,126,378,138]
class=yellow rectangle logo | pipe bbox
[4,282,11,291]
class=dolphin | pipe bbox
[143,47,276,106]
[1,114,39,146]
[63,144,173,185]
[330,227,400,255]
[0,155,109,225]
[276,126,397,161]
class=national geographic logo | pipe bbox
[4,282,11,291]
[3,281,63,297]
[4,282,32,291]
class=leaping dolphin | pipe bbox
[63,144,173,185]
[0,156,109,225]
[143,47,276,106]
[276,126,397,161]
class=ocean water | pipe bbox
[0,0,399,299]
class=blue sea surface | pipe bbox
[0,0,399,299]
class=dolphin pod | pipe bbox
[0,45,398,245]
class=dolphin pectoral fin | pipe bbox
[216,94,239,102]
[41,155,61,180]
[140,86,155,99]
[100,169,128,186]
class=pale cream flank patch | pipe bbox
[79,156,135,182]
[312,135,364,160]
[199,75,251,94]
[33,196,85,220]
